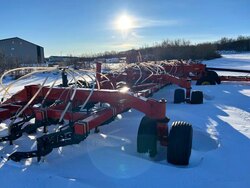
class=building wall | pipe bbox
[0,37,44,64]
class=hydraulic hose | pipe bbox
[58,69,78,123]
[0,67,55,96]
[0,67,57,100]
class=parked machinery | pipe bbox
[0,60,249,165]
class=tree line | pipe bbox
[87,36,250,63]
[216,36,250,51]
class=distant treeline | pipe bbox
[136,39,220,61]
[80,40,220,63]
[216,36,250,51]
[85,36,250,63]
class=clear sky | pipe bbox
[0,0,249,57]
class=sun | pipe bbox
[116,14,134,32]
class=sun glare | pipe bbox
[116,14,134,32]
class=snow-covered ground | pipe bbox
[0,53,250,187]
[203,52,250,76]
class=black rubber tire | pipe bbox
[207,70,221,84]
[174,89,185,103]
[137,116,158,157]
[190,91,203,104]
[196,70,221,85]
[196,76,215,85]
[196,79,214,85]
[167,121,193,165]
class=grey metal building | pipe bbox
[0,37,44,64]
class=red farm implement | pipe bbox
[0,61,249,165]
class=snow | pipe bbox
[203,52,250,76]
[0,53,250,187]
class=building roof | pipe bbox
[0,37,43,48]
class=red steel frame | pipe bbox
[1,85,167,136]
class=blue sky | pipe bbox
[0,0,249,57]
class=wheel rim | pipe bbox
[201,81,211,85]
